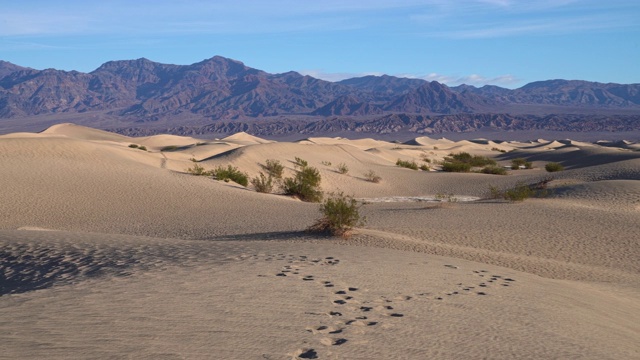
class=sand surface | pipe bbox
[1,123,639,359]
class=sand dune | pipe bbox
[1,124,639,359]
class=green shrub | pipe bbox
[480,166,507,175]
[420,154,432,163]
[321,161,332,166]
[444,152,496,167]
[441,161,471,172]
[186,159,211,176]
[293,157,308,168]
[524,162,533,169]
[511,158,526,170]
[138,146,147,151]
[419,164,430,171]
[364,170,381,183]
[396,159,419,170]
[488,182,533,202]
[261,159,284,179]
[307,192,365,237]
[160,145,179,152]
[128,144,139,148]
[212,165,249,186]
[336,163,349,174]
[251,172,274,193]
[283,164,323,202]
[545,162,564,172]
[492,147,507,153]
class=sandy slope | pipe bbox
[1,124,639,359]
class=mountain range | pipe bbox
[1,56,639,136]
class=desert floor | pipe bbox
[1,123,639,359]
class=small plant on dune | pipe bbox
[396,159,419,170]
[261,159,285,179]
[545,162,564,172]
[488,183,532,202]
[419,164,430,171]
[186,158,211,176]
[250,172,274,193]
[487,178,555,202]
[511,158,532,170]
[420,154,432,163]
[491,147,506,153]
[441,161,471,172]
[336,163,349,174]
[160,145,180,152]
[212,165,249,187]
[283,159,323,202]
[293,157,308,168]
[364,170,382,183]
[447,152,496,167]
[129,144,147,151]
[321,161,332,166]
[307,192,365,238]
[480,165,507,175]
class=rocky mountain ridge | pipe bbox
[1,56,639,136]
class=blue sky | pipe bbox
[1,0,638,88]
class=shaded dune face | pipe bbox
[0,123,639,359]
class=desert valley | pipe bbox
[1,122,638,359]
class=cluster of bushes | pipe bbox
[441,152,496,173]
[251,159,285,193]
[211,165,249,186]
[283,158,323,202]
[511,158,533,170]
[128,144,147,151]
[488,177,553,202]
[396,159,419,170]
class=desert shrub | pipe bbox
[321,161,332,166]
[480,165,507,175]
[138,146,147,151]
[441,161,471,172]
[307,192,364,237]
[186,159,211,176]
[511,158,526,169]
[396,159,419,170]
[445,152,496,167]
[524,162,533,169]
[492,147,506,153]
[336,163,349,174]
[128,144,139,148]
[251,172,274,193]
[293,157,308,168]
[364,170,381,183]
[545,162,564,172]
[420,153,432,163]
[160,145,179,152]
[419,164,430,171]
[283,164,323,202]
[489,177,554,202]
[212,165,249,186]
[261,159,284,179]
